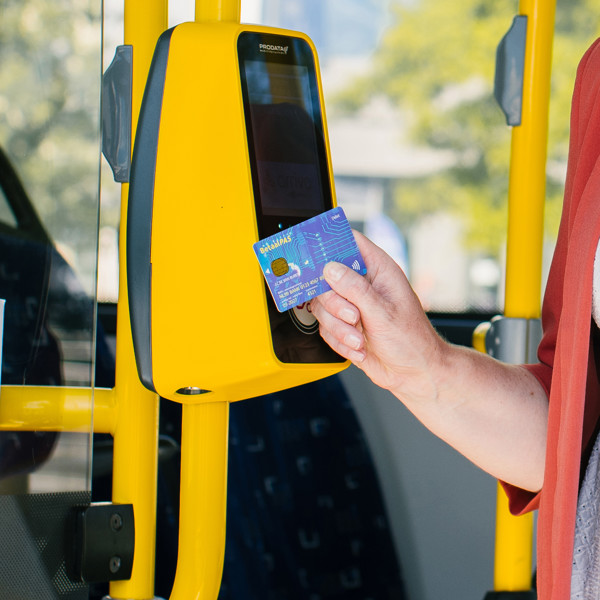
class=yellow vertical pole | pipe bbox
[109,0,167,599]
[168,3,239,599]
[195,0,240,23]
[504,0,556,321]
[494,0,556,593]
[169,402,230,600]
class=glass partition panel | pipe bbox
[0,0,102,597]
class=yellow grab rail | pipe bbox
[170,402,229,600]
[195,0,240,23]
[504,0,555,321]
[109,0,167,598]
[493,0,556,593]
[167,6,239,600]
[0,386,115,434]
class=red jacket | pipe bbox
[504,37,600,600]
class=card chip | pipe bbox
[271,257,289,277]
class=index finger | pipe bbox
[311,289,360,326]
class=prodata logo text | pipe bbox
[259,43,289,55]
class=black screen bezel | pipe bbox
[238,31,334,239]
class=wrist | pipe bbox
[387,334,452,408]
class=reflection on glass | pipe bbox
[0,0,101,531]
[0,1,101,594]
[0,1,104,363]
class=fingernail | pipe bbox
[352,351,366,363]
[346,333,362,350]
[340,308,357,324]
[324,262,344,283]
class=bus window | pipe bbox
[255,0,598,313]
[0,4,103,598]
[98,1,600,312]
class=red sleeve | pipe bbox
[496,38,600,516]
[499,362,551,515]
[497,160,567,515]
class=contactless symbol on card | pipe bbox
[253,207,367,312]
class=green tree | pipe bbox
[333,0,600,255]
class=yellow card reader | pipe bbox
[127,22,348,403]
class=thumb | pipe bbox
[322,261,380,314]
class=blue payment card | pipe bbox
[253,207,367,312]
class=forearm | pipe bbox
[312,234,549,493]
[390,340,548,493]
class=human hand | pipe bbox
[311,232,549,491]
[310,232,445,401]
[312,232,549,491]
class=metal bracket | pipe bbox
[494,15,527,126]
[485,316,541,365]
[69,502,135,583]
[102,45,133,183]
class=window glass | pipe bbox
[99,0,600,313]
[0,8,102,596]
[0,1,103,388]
[0,0,102,511]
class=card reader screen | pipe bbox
[238,32,332,233]
[244,61,323,216]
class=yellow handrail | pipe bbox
[169,402,229,600]
[109,0,167,598]
[169,5,238,600]
[504,0,555,321]
[493,0,556,593]
[0,386,115,434]
[195,0,240,23]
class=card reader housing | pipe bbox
[127,22,347,403]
